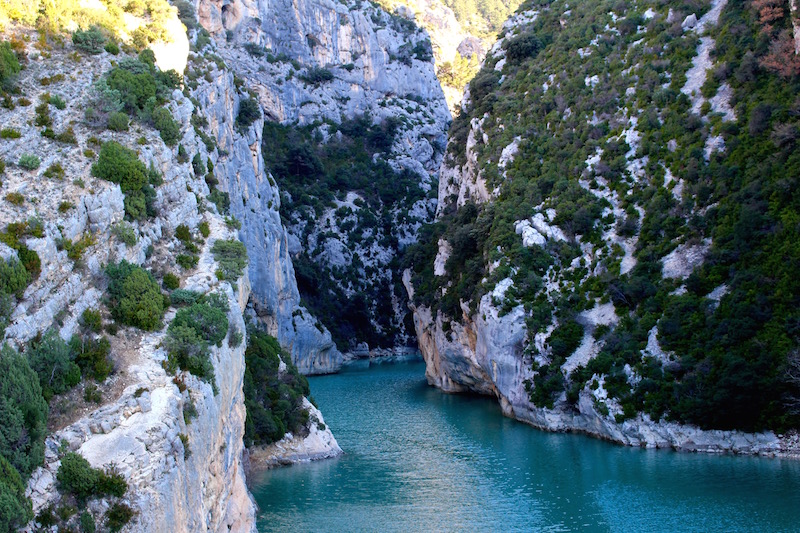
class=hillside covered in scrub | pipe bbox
[405,0,800,449]
[0,1,349,530]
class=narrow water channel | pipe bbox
[249,360,800,532]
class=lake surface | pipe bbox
[249,360,800,532]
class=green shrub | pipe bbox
[106,502,134,532]
[235,97,261,131]
[0,41,21,88]
[57,453,99,501]
[92,141,146,192]
[104,40,120,55]
[0,345,48,477]
[170,289,203,306]
[107,111,129,132]
[60,233,97,263]
[49,94,67,110]
[175,0,197,30]
[0,127,21,138]
[198,221,210,238]
[243,43,265,57]
[209,190,230,214]
[84,383,102,403]
[191,153,204,176]
[211,239,248,281]
[73,27,106,55]
[106,261,164,330]
[35,101,52,127]
[0,257,30,298]
[96,468,126,498]
[55,127,77,144]
[28,329,81,401]
[0,456,33,532]
[44,162,65,179]
[152,106,181,146]
[163,272,180,290]
[175,224,192,243]
[92,141,154,220]
[80,309,103,333]
[164,324,214,383]
[70,335,113,381]
[243,331,310,446]
[111,222,137,246]
[177,144,189,163]
[80,511,96,532]
[18,154,40,170]
[170,302,228,346]
[6,192,25,205]
[300,67,334,85]
[176,254,199,270]
[57,452,128,504]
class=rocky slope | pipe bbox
[197,0,452,356]
[405,0,800,456]
[0,27,267,529]
[187,34,343,375]
[0,2,356,526]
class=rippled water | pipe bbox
[249,360,800,532]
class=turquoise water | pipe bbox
[249,361,800,532]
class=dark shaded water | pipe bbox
[250,361,800,532]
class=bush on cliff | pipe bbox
[27,329,81,401]
[106,261,165,331]
[243,331,310,446]
[0,455,33,532]
[0,344,48,478]
[92,141,156,220]
[211,239,248,281]
[164,293,230,386]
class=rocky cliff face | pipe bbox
[197,0,451,356]
[189,48,343,374]
[0,31,262,529]
[406,0,800,456]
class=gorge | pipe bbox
[1,0,799,530]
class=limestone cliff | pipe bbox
[0,29,261,529]
[405,0,800,456]
[189,50,342,374]
[197,0,451,356]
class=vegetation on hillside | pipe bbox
[408,0,800,432]
[263,116,432,350]
[243,330,311,446]
[0,0,175,48]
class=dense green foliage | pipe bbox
[152,106,181,146]
[106,260,164,330]
[211,239,248,281]
[263,116,428,349]
[28,330,81,401]
[236,97,261,131]
[0,455,33,532]
[57,452,127,502]
[0,344,48,478]
[1,0,175,49]
[92,141,156,220]
[0,257,30,299]
[0,41,20,88]
[409,0,800,432]
[0,223,41,334]
[72,26,105,54]
[439,0,521,37]
[165,293,229,386]
[243,331,310,446]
